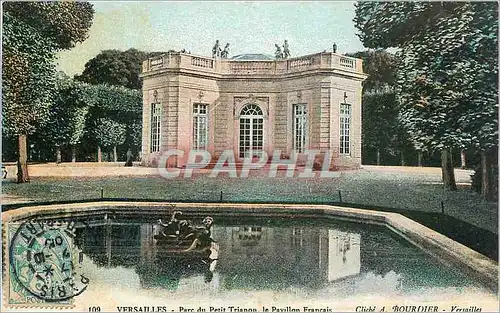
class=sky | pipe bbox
[56,1,366,76]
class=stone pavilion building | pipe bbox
[140,50,367,169]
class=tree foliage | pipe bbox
[396,3,497,152]
[94,118,127,148]
[83,84,142,155]
[73,47,157,158]
[2,2,95,136]
[4,2,94,50]
[354,2,498,195]
[93,84,143,116]
[75,49,161,89]
[347,50,398,91]
[42,73,97,148]
[349,50,399,154]
[126,121,143,151]
[2,2,94,182]
[2,12,56,137]
[355,2,498,152]
[346,50,413,164]
[361,90,397,151]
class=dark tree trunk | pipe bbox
[56,146,62,164]
[441,149,457,191]
[450,148,454,167]
[376,148,380,166]
[417,152,423,167]
[71,145,76,162]
[16,135,30,183]
[113,145,117,162]
[97,145,102,162]
[460,150,467,169]
[481,150,492,201]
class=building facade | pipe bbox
[140,51,367,169]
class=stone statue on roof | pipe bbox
[221,43,230,58]
[212,40,221,58]
[275,44,283,59]
[283,40,290,59]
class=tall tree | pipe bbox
[361,89,398,165]
[2,2,94,182]
[346,50,411,165]
[75,48,158,160]
[83,84,142,162]
[347,50,398,91]
[354,2,498,195]
[41,73,97,163]
[94,118,127,162]
[2,12,55,182]
[125,121,143,160]
[75,49,162,90]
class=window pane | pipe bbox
[293,104,307,153]
[239,109,263,157]
[150,103,161,152]
[193,104,208,149]
[340,104,351,155]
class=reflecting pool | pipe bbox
[62,214,497,311]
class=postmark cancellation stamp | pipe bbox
[3,219,90,308]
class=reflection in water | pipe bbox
[73,216,479,296]
[326,230,361,282]
[213,225,361,289]
[136,247,218,290]
[139,214,218,290]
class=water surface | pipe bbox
[63,214,496,311]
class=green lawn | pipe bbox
[3,170,497,233]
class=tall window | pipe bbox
[239,104,264,158]
[193,104,208,149]
[150,102,161,152]
[293,104,308,153]
[340,103,351,155]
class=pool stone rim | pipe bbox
[2,201,497,292]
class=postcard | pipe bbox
[2,1,498,312]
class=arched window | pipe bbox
[239,104,264,158]
[240,103,263,116]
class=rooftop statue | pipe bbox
[212,40,221,58]
[283,40,290,59]
[275,44,283,59]
[221,43,230,58]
